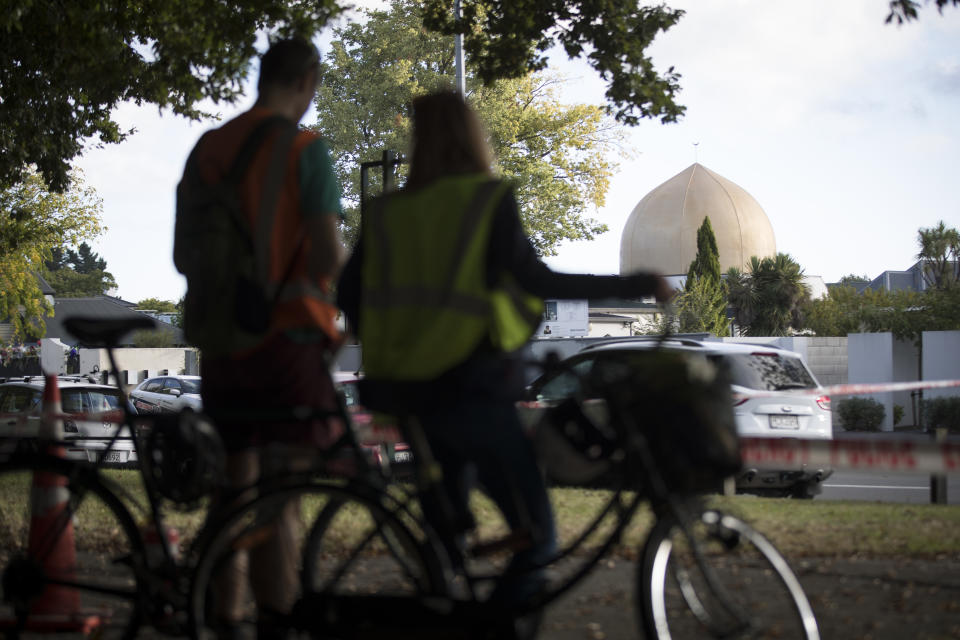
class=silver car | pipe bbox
[525,338,833,498]
[0,376,137,465]
[130,375,202,414]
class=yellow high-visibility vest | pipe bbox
[360,174,544,380]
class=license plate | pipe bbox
[102,451,127,463]
[769,415,799,429]
[394,451,412,463]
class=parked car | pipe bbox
[0,376,138,465]
[524,338,833,498]
[130,375,202,414]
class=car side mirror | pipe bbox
[167,388,182,397]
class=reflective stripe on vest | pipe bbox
[359,175,543,381]
[255,123,299,301]
[257,125,340,336]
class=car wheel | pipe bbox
[790,482,818,500]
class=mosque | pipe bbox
[582,163,826,337]
[619,163,776,276]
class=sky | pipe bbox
[74,1,960,304]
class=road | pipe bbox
[820,469,960,503]
[820,431,960,504]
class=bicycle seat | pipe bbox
[63,315,157,347]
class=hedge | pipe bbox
[836,397,885,432]
[920,397,960,434]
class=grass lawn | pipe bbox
[2,469,959,559]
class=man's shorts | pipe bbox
[200,331,344,452]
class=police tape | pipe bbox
[740,436,960,474]
[734,377,960,400]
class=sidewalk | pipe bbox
[540,555,960,639]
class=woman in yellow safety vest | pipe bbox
[336,90,672,619]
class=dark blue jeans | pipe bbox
[415,398,557,605]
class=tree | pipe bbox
[3,0,685,194]
[805,276,960,341]
[886,0,960,23]
[838,274,871,285]
[312,0,618,254]
[679,217,728,335]
[916,220,959,291]
[421,0,685,126]
[726,254,810,337]
[43,241,116,297]
[136,299,178,313]
[0,171,104,338]
[803,285,885,337]
[1,1,343,193]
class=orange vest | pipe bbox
[193,108,341,342]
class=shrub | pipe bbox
[836,397,885,431]
[893,404,904,427]
[920,397,960,434]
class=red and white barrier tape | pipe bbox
[734,378,960,401]
[740,436,960,474]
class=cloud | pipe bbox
[932,58,960,93]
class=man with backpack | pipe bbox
[174,37,344,637]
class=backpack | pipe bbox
[174,116,298,357]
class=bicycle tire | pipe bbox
[638,508,820,640]
[0,453,145,640]
[301,482,447,595]
[190,479,448,639]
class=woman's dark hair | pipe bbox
[258,38,319,92]
[406,91,493,189]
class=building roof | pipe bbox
[45,297,185,346]
[589,312,637,321]
[620,163,776,276]
[34,272,55,295]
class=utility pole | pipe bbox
[454,0,465,95]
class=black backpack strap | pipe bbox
[225,115,291,185]
[218,116,299,289]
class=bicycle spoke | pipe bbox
[640,508,820,640]
[192,482,448,639]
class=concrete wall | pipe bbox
[846,333,920,431]
[720,336,848,387]
[892,337,920,427]
[78,347,199,388]
[40,338,70,374]
[922,331,960,402]
[805,337,848,387]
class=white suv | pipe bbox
[526,337,833,498]
[0,376,138,465]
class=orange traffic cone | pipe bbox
[6,374,101,632]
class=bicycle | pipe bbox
[189,346,821,639]
[0,315,384,639]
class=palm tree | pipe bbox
[917,220,960,290]
[726,253,809,336]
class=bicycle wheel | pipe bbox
[301,482,448,598]
[0,454,144,639]
[639,508,819,640]
[190,480,448,639]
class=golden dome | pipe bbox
[620,163,776,275]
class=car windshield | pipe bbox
[62,388,124,414]
[713,352,817,391]
[179,379,201,394]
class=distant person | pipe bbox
[337,90,672,630]
[174,37,344,637]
